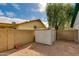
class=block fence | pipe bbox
[57,29,78,41]
[0,29,34,52]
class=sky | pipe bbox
[0,3,47,21]
[0,3,49,27]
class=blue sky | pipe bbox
[0,3,47,22]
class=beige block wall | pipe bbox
[0,29,8,52]
[0,29,35,52]
[7,29,15,50]
[57,30,78,41]
[16,21,45,30]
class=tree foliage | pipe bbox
[46,3,74,30]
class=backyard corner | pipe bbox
[0,3,79,56]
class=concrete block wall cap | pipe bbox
[51,28,55,30]
[35,29,40,31]
[45,28,55,30]
[35,28,55,31]
[65,28,78,30]
[35,29,55,31]
[73,28,79,30]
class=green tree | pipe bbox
[46,3,74,30]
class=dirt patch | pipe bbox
[0,40,79,56]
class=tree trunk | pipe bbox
[55,25,58,40]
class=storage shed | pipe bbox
[35,29,56,45]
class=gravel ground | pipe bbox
[0,40,79,56]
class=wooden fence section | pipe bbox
[0,29,8,52]
[0,29,34,52]
[57,29,78,41]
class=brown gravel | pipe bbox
[0,40,79,56]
